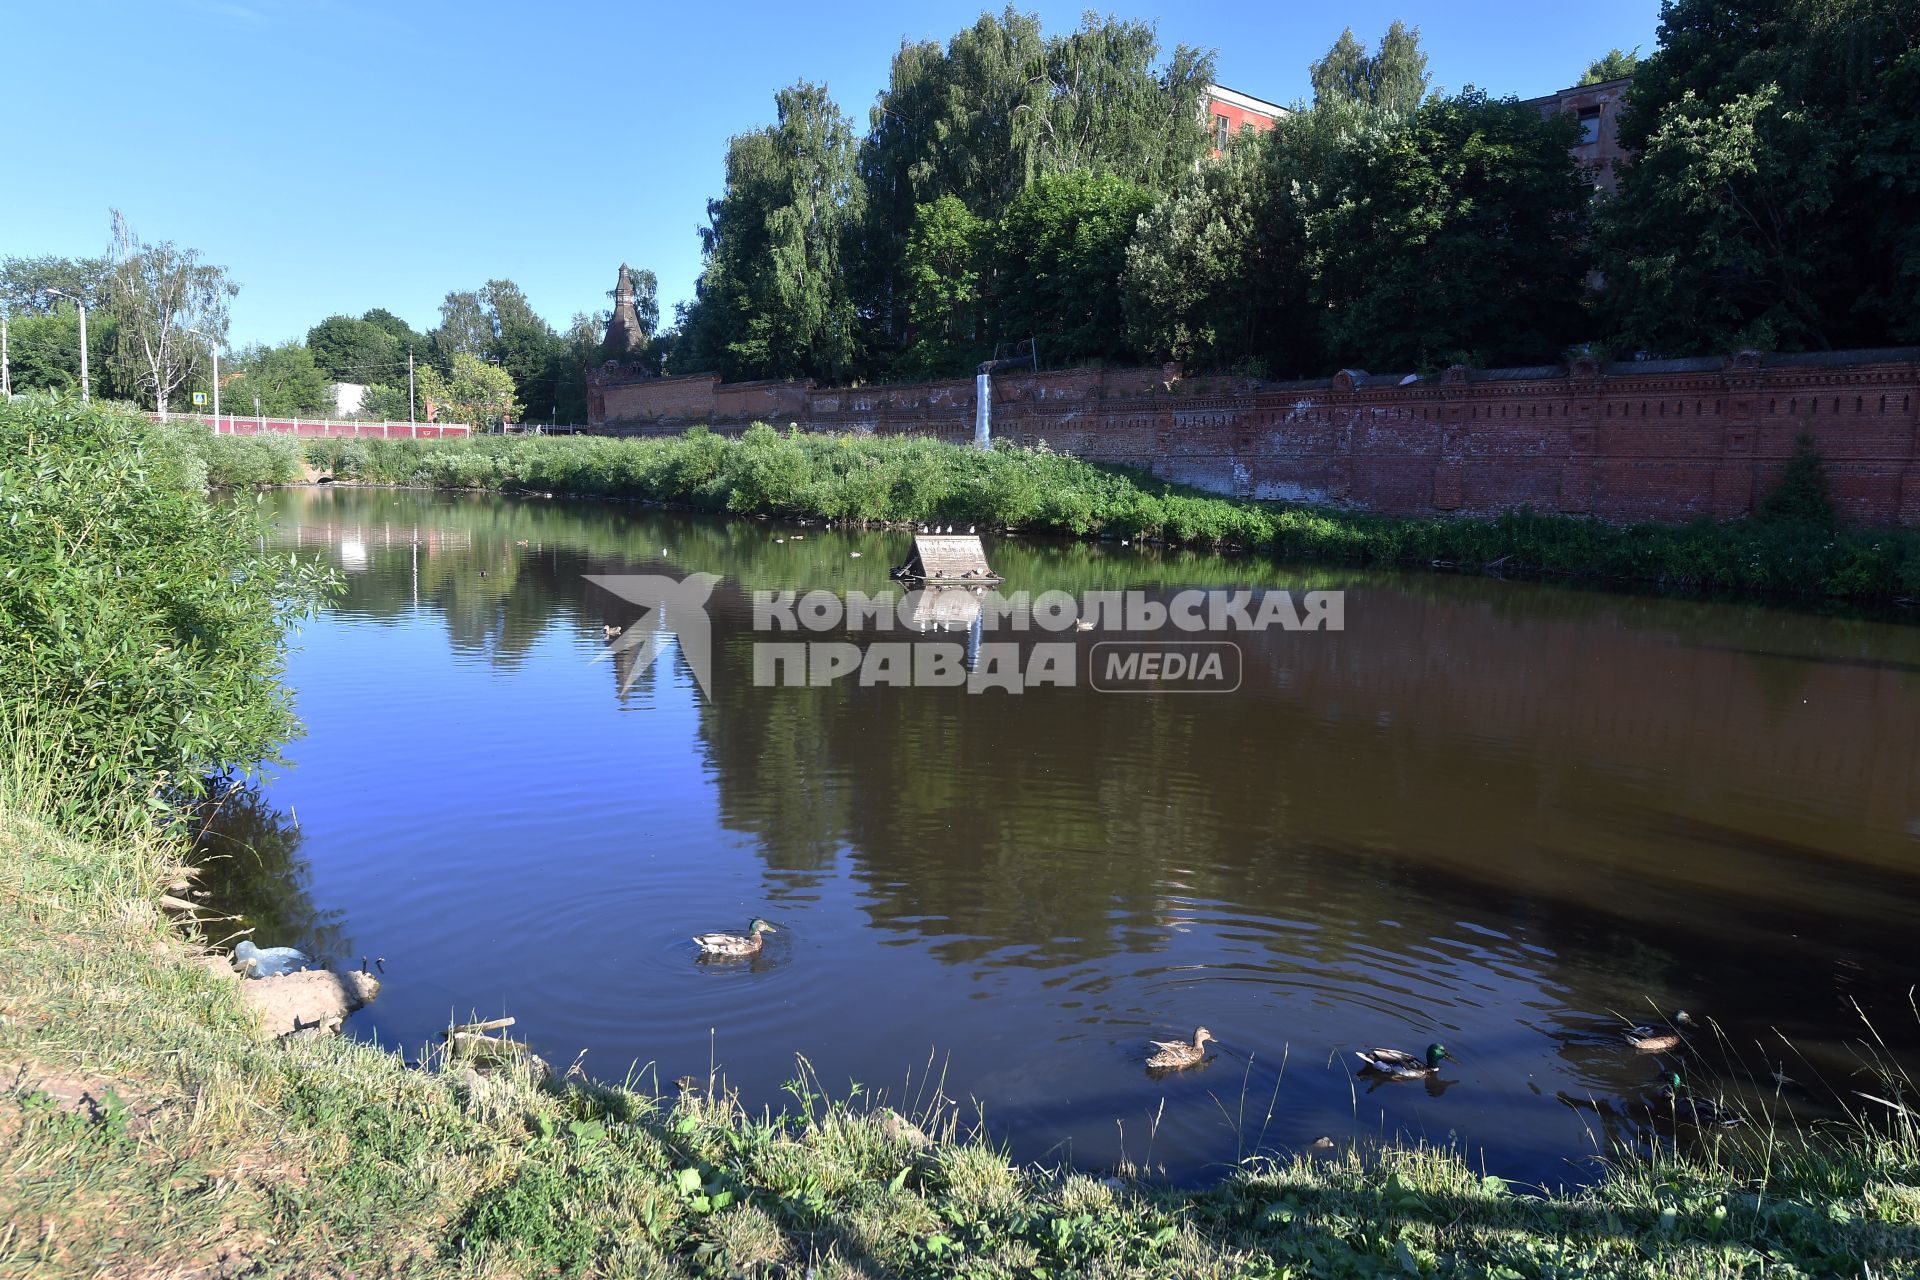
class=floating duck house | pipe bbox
[891,534,1002,586]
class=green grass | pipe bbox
[205,424,1920,602]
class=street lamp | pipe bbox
[186,328,220,429]
[45,288,89,403]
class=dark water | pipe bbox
[207,486,1920,1188]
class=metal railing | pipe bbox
[154,413,474,437]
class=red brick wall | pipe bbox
[588,352,1920,526]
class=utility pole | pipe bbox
[46,288,89,402]
[186,328,220,427]
[2,315,10,399]
[408,350,416,424]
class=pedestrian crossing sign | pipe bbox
[192,391,208,406]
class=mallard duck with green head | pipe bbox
[693,918,776,958]
[1652,1071,1743,1128]
[1624,1011,1693,1052]
[1356,1043,1449,1079]
[1145,1027,1216,1071]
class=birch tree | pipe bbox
[104,210,236,417]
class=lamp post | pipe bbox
[45,288,90,403]
[186,327,220,428]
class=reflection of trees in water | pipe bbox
[261,487,1920,1084]
[190,784,347,963]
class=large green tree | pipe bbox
[855,9,1213,371]
[897,196,990,378]
[1599,0,1920,351]
[683,81,866,383]
[306,314,400,383]
[221,342,332,416]
[988,170,1154,365]
[1121,136,1310,374]
[1298,91,1591,369]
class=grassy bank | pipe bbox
[199,425,1920,602]
[3,396,1917,1276]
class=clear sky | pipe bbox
[3,0,1661,348]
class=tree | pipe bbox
[1310,22,1430,114]
[1120,137,1306,373]
[855,9,1213,370]
[0,254,110,316]
[0,305,122,397]
[686,81,866,383]
[1300,90,1591,369]
[306,314,399,383]
[1599,0,1920,351]
[1581,48,1640,85]
[221,343,331,416]
[417,352,520,430]
[430,290,492,366]
[989,170,1154,364]
[898,196,989,377]
[102,210,237,417]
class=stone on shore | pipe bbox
[237,969,381,1038]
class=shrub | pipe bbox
[0,396,330,820]
[1758,434,1838,529]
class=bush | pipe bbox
[1758,434,1838,529]
[0,396,330,820]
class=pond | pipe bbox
[206,486,1920,1188]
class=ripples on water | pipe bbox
[195,488,1920,1187]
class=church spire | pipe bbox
[602,263,644,360]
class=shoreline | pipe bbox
[190,426,1920,608]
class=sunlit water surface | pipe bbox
[204,487,1920,1187]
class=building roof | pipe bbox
[1205,83,1291,118]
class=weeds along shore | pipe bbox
[196,424,1920,604]
[3,396,1918,1276]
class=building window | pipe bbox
[1577,107,1602,146]
[1214,113,1230,150]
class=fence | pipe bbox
[156,413,473,438]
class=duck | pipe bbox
[1624,1011,1693,1053]
[1356,1043,1448,1079]
[1652,1072,1743,1128]
[603,624,623,640]
[692,918,777,958]
[1145,1027,1216,1071]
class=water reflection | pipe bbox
[240,487,1920,1187]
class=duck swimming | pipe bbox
[693,918,777,958]
[1146,1027,1216,1071]
[1624,1011,1693,1052]
[1356,1043,1448,1079]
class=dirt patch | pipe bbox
[235,970,380,1038]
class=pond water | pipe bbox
[207,486,1920,1188]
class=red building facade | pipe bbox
[1202,84,1289,156]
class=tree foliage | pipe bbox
[1581,47,1640,85]
[854,8,1212,372]
[222,342,332,417]
[1600,0,1920,351]
[989,170,1154,365]
[1299,91,1592,370]
[898,196,989,378]
[1309,22,1431,114]
[102,210,237,416]
[682,81,866,383]
[418,352,520,430]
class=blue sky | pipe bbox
[3,0,1660,348]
